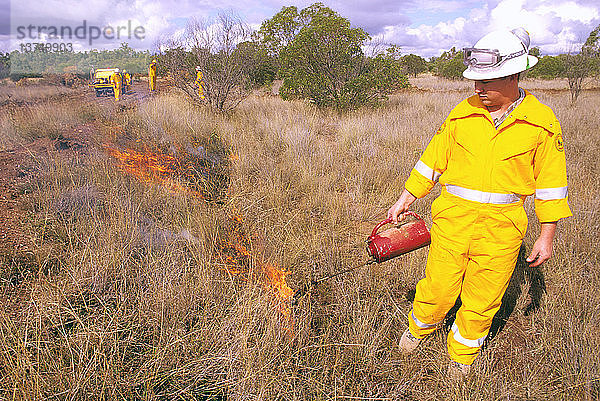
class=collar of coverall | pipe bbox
[493,88,525,129]
[448,89,560,135]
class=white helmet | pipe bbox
[462,27,538,80]
[196,66,201,71]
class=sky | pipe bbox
[2,0,600,57]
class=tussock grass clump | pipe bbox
[0,78,598,399]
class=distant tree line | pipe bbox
[2,43,153,80]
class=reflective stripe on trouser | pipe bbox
[409,189,525,365]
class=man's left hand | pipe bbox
[526,236,553,267]
[526,221,557,267]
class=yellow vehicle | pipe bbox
[92,68,120,97]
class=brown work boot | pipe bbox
[398,328,422,354]
[447,360,472,380]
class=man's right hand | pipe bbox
[387,189,417,224]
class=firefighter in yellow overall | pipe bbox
[110,69,122,101]
[123,69,131,92]
[195,66,206,100]
[148,59,157,91]
[387,28,571,378]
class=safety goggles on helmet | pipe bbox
[463,47,526,69]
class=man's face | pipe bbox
[474,75,515,108]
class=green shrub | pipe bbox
[275,3,409,110]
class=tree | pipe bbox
[528,55,565,79]
[529,46,541,58]
[582,25,600,56]
[561,52,591,102]
[236,41,277,87]
[432,47,465,80]
[159,13,258,112]
[401,54,427,77]
[559,26,600,102]
[276,3,408,110]
[0,53,9,79]
[582,24,600,76]
[255,6,303,60]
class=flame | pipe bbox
[106,145,295,324]
[217,211,295,319]
[263,261,295,317]
[104,145,207,198]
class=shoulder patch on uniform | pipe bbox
[555,132,564,151]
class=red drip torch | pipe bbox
[292,212,431,305]
[366,212,431,263]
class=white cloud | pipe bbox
[373,0,600,57]
[537,1,599,23]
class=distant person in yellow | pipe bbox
[388,28,571,379]
[148,59,157,91]
[110,70,122,101]
[123,69,132,92]
[195,66,205,100]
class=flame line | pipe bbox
[105,144,295,325]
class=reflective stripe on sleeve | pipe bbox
[414,160,441,182]
[445,184,521,204]
[451,323,487,348]
[411,310,439,329]
[535,186,568,200]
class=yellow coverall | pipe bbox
[404,91,571,365]
[195,71,205,100]
[123,72,131,92]
[148,62,157,91]
[111,72,122,101]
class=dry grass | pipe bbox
[0,77,598,399]
[0,80,75,104]
[0,84,99,151]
